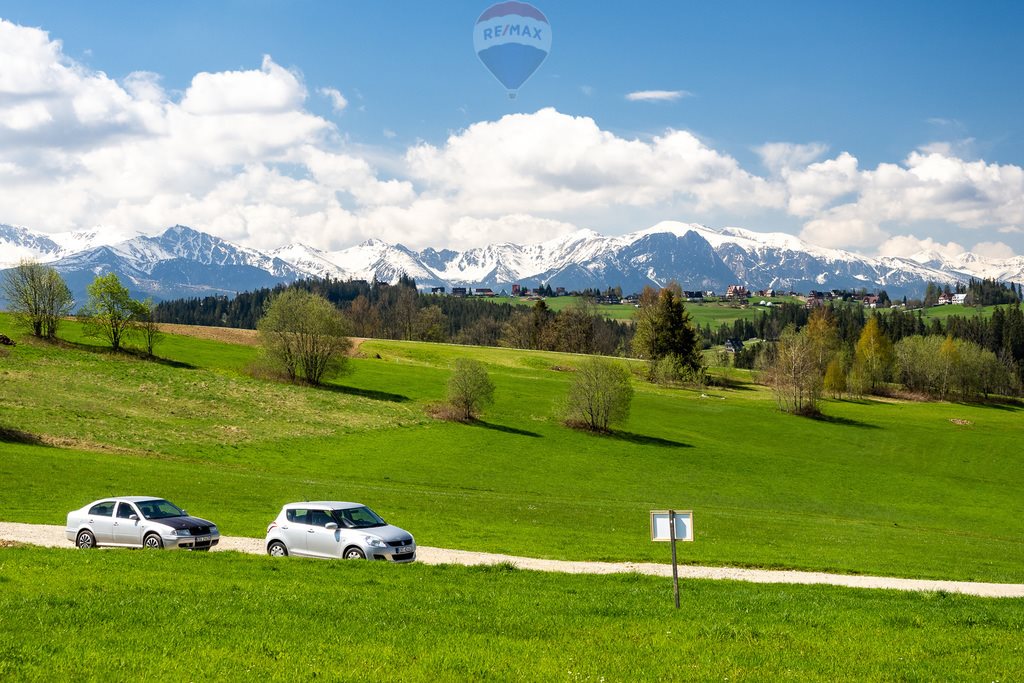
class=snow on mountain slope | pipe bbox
[4,221,1022,302]
[270,243,349,280]
[0,224,64,267]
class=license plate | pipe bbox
[196,536,211,544]
[396,546,412,553]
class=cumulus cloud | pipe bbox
[796,151,1024,250]
[876,235,966,259]
[756,142,829,173]
[625,90,691,102]
[971,241,1016,259]
[318,87,348,113]
[405,108,783,215]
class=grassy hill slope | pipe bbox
[1,314,1022,582]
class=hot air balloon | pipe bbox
[473,2,551,98]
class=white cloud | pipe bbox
[625,90,691,102]
[318,86,348,113]
[180,55,305,115]
[971,241,1015,259]
[756,142,829,173]
[405,108,783,216]
[876,235,966,260]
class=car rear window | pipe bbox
[88,502,114,517]
[287,509,310,524]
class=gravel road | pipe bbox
[3,521,1021,598]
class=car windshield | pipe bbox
[332,506,386,529]
[138,499,185,520]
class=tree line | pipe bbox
[764,307,1023,416]
[156,277,636,356]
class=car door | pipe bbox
[112,502,143,546]
[282,508,312,556]
[85,501,116,544]
[306,509,342,558]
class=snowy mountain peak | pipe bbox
[4,221,1022,304]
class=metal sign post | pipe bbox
[650,510,693,609]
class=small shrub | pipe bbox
[563,357,634,432]
[445,359,495,421]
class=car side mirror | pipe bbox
[325,522,338,530]
[181,510,188,516]
[129,514,139,521]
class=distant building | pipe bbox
[726,285,749,299]
[511,284,521,296]
[555,287,566,296]
[451,287,468,297]
[475,288,495,297]
[952,293,968,305]
[430,286,446,295]
[937,293,953,305]
[683,290,704,301]
[805,291,826,309]
[724,338,744,353]
[757,288,776,298]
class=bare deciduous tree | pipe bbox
[1,260,73,339]
[563,357,634,431]
[257,289,352,385]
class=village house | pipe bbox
[724,338,744,353]
[726,285,749,299]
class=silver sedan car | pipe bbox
[65,496,220,550]
[265,501,415,562]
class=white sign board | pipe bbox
[650,510,693,542]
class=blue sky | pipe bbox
[1,1,1022,259]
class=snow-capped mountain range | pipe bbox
[2,221,1023,304]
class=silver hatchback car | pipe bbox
[265,501,415,562]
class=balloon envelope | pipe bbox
[474,2,551,96]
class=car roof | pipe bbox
[94,496,166,504]
[283,501,363,509]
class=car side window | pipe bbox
[287,509,310,525]
[116,503,137,519]
[88,502,114,517]
[310,509,333,527]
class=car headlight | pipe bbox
[209,526,218,535]
[365,536,386,548]
[172,529,191,537]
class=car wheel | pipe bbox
[267,541,288,557]
[143,533,163,550]
[76,530,96,549]
[344,546,366,560]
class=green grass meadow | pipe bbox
[1,314,1023,581]
[491,294,802,326]
[0,546,1020,682]
[1,313,1023,678]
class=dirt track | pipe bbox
[2,522,1022,598]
